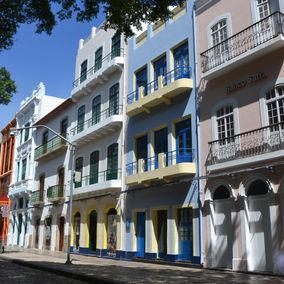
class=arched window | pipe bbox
[266,85,284,130]
[107,143,118,180]
[247,179,268,196]
[74,212,81,251]
[90,151,99,184]
[77,105,85,133]
[107,208,117,254]
[213,185,231,200]
[216,105,234,145]
[109,83,119,116]
[92,95,101,125]
[75,157,83,188]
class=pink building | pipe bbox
[196,0,284,273]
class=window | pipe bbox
[266,85,284,130]
[111,33,121,58]
[60,118,68,138]
[77,105,85,133]
[90,151,99,184]
[42,131,48,153]
[4,140,10,172]
[21,158,27,180]
[94,47,103,72]
[107,143,118,180]
[216,106,234,145]
[256,0,271,20]
[39,174,45,192]
[153,56,167,90]
[136,67,148,98]
[80,60,88,83]
[16,161,20,182]
[92,95,101,125]
[58,167,65,189]
[75,157,83,188]
[24,122,30,142]
[173,42,189,79]
[175,118,192,163]
[109,83,119,116]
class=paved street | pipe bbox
[0,257,88,284]
[1,250,284,283]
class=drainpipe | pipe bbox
[192,0,203,265]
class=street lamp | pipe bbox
[10,125,75,264]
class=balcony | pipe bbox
[30,190,44,207]
[34,136,67,161]
[8,179,33,197]
[206,122,284,171]
[126,149,196,186]
[126,66,193,117]
[69,105,123,146]
[47,185,65,202]
[71,48,125,99]
[73,169,122,200]
[200,12,284,80]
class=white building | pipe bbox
[8,82,65,248]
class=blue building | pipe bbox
[124,1,201,263]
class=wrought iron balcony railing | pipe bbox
[200,11,284,73]
[34,136,67,160]
[206,122,284,166]
[30,190,44,205]
[126,148,194,176]
[47,185,64,201]
[127,66,192,105]
[73,48,124,88]
[70,105,123,136]
[74,168,122,189]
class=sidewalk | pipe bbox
[1,248,284,284]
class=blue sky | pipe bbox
[0,12,105,130]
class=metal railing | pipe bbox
[73,48,124,88]
[206,122,284,166]
[34,136,67,160]
[47,185,65,200]
[127,66,192,105]
[126,148,194,176]
[74,168,122,188]
[70,105,123,136]
[30,190,44,205]
[200,11,284,73]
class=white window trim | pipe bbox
[211,98,240,141]
[207,13,233,49]
[259,77,284,127]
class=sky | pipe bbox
[0,12,105,130]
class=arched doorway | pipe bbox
[89,210,97,252]
[246,179,272,272]
[17,214,23,246]
[74,212,81,252]
[34,218,40,248]
[212,185,233,268]
[107,208,117,254]
[58,216,65,251]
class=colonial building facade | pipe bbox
[0,118,16,248]
[68,26,126,257]
[125,1,201,263]
[197,0,284,273]
[8,83,64,248]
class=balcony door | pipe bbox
[42,131,48,154]
[80,60,87,83]
[154,128,168,169]
[60,118,68,138]
[94,47,103,71]
[107,143,118,180]
[90,151,99,184]
[77,105,85,133]
[109,83,119,116]
[92,95,101,125]
[174,42,189,79]
[136,135,148,172]
[58,167,64,195]
[111,33,121,58]
[154,56,167,90]
[136,67,148,99]
[176,119,192,163]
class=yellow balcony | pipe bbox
[126,67,193,117]
[126,149,196,186]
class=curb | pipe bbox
[0,256,119,284]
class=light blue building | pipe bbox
[124,1,201,263]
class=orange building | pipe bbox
[0,118,16,246]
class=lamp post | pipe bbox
[10,125,75,264]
